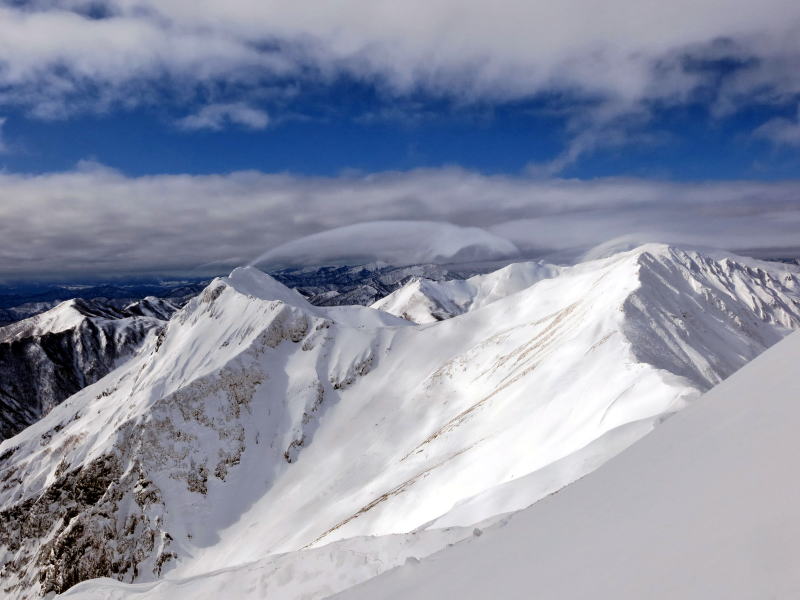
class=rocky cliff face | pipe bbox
[0,269,394,597]
[0,299,173,441]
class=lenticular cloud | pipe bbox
[250,220,520,267]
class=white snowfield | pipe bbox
[337,328,800,600]
[1,244,796,599]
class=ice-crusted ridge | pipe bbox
[0,298,123,343]
[1,247,799,599]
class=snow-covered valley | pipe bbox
[0,244,799,598]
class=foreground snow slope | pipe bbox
[338,328,800,600]
[58,527,476,600]
[1,245,799,598]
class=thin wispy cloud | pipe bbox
[0,117,8,153]
[754,105,800,147]
[0,165,798,278]
[176,103,269,131]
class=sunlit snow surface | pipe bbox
[1,244,797,599]
[371,260,562,323]
[338,328,800,600]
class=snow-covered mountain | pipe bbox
[371,261,562,323]
[1,244,799,598]
[337,327,800,600]
[121,297,182,321]
[0,282,208,328]
[0,298,174,440]
[272,262,484,307]
[0,263,476,329]
[0,263,477,440]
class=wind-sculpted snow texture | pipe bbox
[0,245,798,599]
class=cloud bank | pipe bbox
[0,1,799,132]
[0,165,799,278]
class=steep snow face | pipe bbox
[0,268,407,597]
[0,299,168,440]
[337,329,800,600]
[371,261,562,323]
[1,247,798,599]
[623,246,800,388]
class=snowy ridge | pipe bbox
[271,261,483,308]
[371,260,562,323]
[0,245,798,598]
[0,299,114,343]
[122,297,181,321]
[337,328,800,600]
[624,247,800,388]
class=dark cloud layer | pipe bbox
[0,164,798,279]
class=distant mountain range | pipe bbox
[0,263,485,327]
[0,297,179,441]
[0,281,209,327]
[0,264,485,443]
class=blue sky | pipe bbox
[2,85,799,181]
[0,0,799,278]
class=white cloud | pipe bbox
[251,221,519,267]
[176,103,269,131]
[0,165,798,278]
[0,1,798,122]
[754,106,800,147]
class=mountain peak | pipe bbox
[224,266,310,307]
[0,298,89,343]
